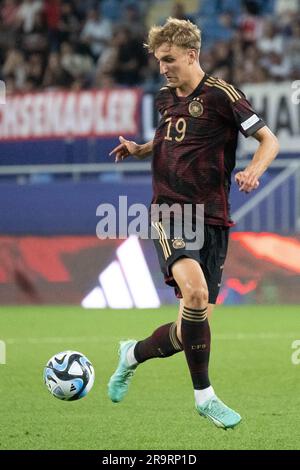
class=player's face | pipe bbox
[154,43,195,88]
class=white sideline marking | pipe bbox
[4,332,298,345]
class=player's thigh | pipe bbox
[171,257,208,307]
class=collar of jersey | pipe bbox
[170,73,208,101]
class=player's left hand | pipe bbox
[235,170,260,193]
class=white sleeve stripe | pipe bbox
[241,114,260,131]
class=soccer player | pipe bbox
[108,18,279,429]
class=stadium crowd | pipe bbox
[0,0,299,94]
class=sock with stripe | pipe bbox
[181,306,211,389]
[133,322,183,364]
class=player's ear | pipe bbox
[187,49,197,64]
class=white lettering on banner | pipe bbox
[94,93,105,133]
[120,91,137,133]
[78,92,94,135]
[20,95,31,137]
[0,89,140,140]
[62,93,77,135]
[33,93,45,136]
[107,91,119,133]
[3,96,16,138]
[45,93,63,136]
[239,81,300,154]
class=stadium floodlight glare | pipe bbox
[99,261,133,308]
[81,287,107,309]
[117,236,160,308]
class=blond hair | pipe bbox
[145,17,201,53]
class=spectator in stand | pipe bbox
[159,2,194,27]
[58,1,81,44]
[43,0,61,52]
[43,51,73,89]
[119,3,146,40]
[211,41,233,79]
[215,11,236,41]
[2,47,27,90]
[275,0,299,15]
[171,2,194,22]
[60,41,93,84]
[72,0,98,21]
[4,74,17,95]
[0,0,298,93]
[94,70,116,90]
[109,27,148,86]
[80,8,112,61]
[239,2,264,47]
[261,50,292,80]
[21,10,48,53]
[16,0,43,34]
[286,21,300,78]
[141,53,164,92]
[231,41,270,86]
[94,34,118,84]
[0,0,19,30]
[25,52,45,88]
[257,20,284,55]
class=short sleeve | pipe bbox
[231,96,265,137]
[215,83,265,137]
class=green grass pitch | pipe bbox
[0,305,299,450]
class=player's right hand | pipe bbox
[109,136,141,163]
[235,169,260,193]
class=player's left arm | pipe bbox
[235,126,279,193]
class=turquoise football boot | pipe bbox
[108,340,138,403]
[196,396,242,430]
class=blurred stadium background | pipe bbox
[0,0,299,307]
[1,0,300,452]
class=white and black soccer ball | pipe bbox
[44,351,95,401]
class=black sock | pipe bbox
[181,306,211,389]
[134,322,183,363]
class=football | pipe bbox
[44,350,95,401]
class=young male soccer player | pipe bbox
[108,18,279,429]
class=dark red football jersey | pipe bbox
[151,74,265,226]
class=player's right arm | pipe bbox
[109,136,153,163]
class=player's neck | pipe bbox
[176,69,206,97]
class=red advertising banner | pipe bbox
[0,236,160,307]
[0,88,142,141]
[0,234,300,306]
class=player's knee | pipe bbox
[183,285,208,308]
